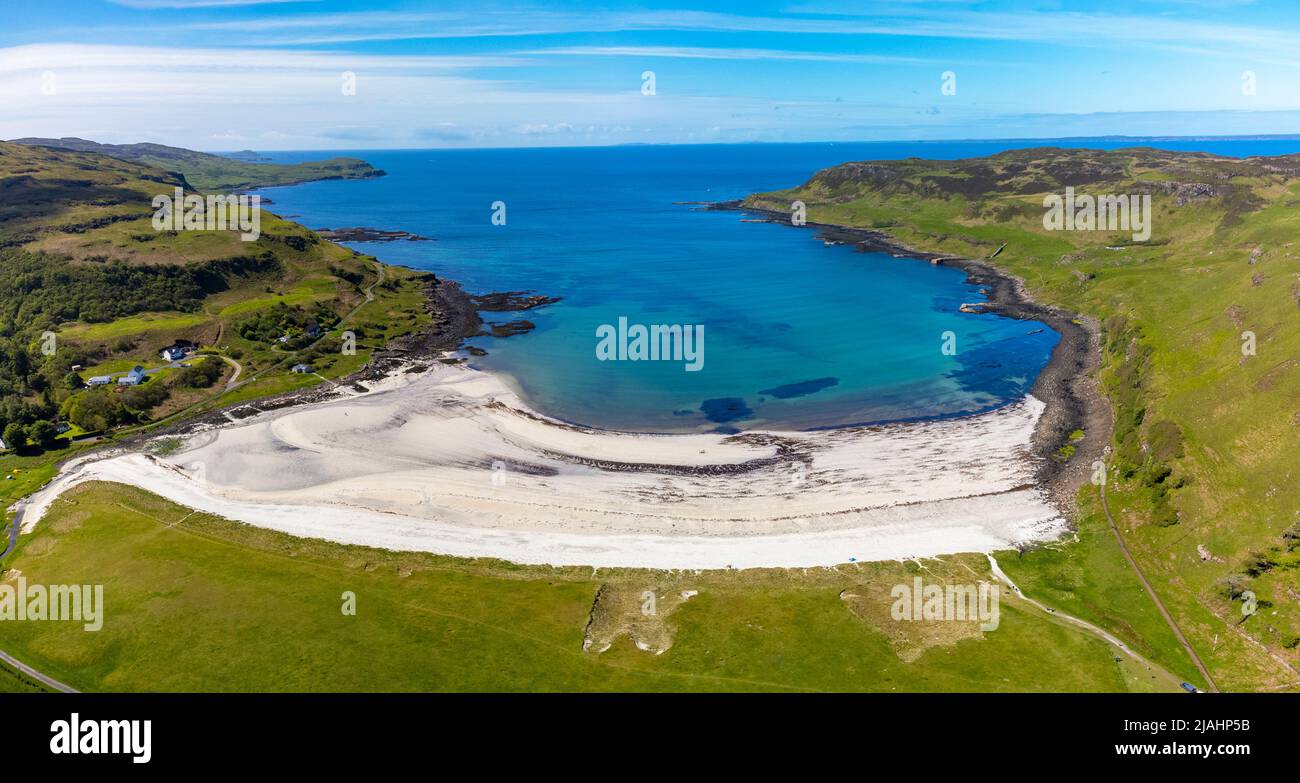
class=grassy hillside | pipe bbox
[8,137,383,192]
[0,481,1186,693]
[745,146,1300,690]
[0,139,432,454]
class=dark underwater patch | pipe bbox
[700,397,754,423]
[758,377,839,399]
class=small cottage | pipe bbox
[118,366,147,386]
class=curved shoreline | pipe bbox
[21,360,1068,568]
[12,194,1100,570]
[709,200,1108,517]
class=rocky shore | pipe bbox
[314,226,432,242]
[708,200,1108,516]
[470,291,562,311]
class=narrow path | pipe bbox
[0,649,78,693]
[1100,472,1220,692]
[987,554,1184,690]
[0,504,20,561]
[220,355,243,390]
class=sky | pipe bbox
[3,0,1300,150]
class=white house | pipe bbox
[118,366,146,386]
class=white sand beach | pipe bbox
[21,363,1067,569]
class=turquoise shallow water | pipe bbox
[249,139,1300,432]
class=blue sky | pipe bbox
[4,0,1300,149]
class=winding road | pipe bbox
[0,503,19,561]
[220,355,243,390]
[0,649,78,693]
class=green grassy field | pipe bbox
[0,482,1183,692]
[0,664,49,693]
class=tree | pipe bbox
[3,422,26,452]
[61,391,126,433]
[28,419,58,449]
[175,356,223,388]
[122,382,169,412]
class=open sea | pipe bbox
[250,137,1300,432]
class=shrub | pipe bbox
[1217,574,1250,600]
[61,391,128,432]
[28,419,58,448]
[1147,419,1185,462]
[174,356,224,388]
[2,421,26,451]
[123,381,170,411]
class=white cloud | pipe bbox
[0,44,523,75]
[0,43,786,149]
[145,6,1300,58]
[110,0,320,8]
[520,46,932,64]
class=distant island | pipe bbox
[7,137,385,192]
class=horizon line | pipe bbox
[191,132,1300,155]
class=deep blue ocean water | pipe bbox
[250,138,1300,432]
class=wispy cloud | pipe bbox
[110,0,320,9]
[521,46,932,64]
[0,43,777,149]
[152,6,1300,57]
[7,3,1300,149]
[0,44,523,75]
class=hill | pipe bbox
[7,137,384,192]
[743,146,1300,690]
[0,139,435,453]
